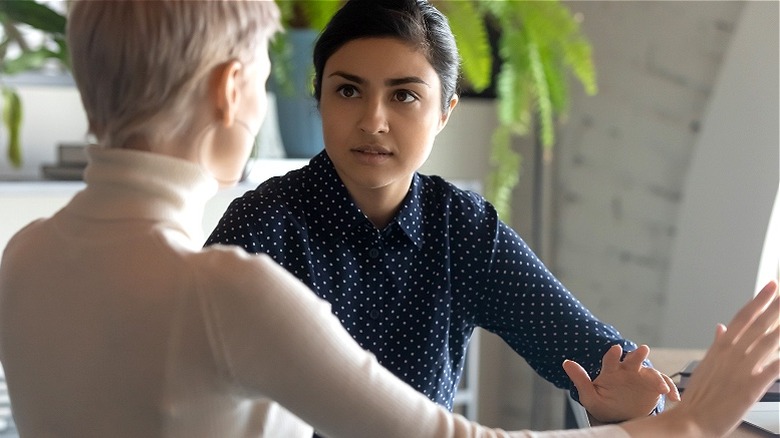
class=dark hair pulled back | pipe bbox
[312,0,460,113]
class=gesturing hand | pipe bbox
[618,281,779,438]
[671,280,780,436]
[562,344,680,423]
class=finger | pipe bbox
[661,372,681,402]
[563,359,596,400]
[757,357,780,388]
[723,281,778,343]
[737,294,780,353]
[623,344,650,370]
[643,367,673,394]
[748,355,780,405]
[747,324,780,373]
[600,344,623,373]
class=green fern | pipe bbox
[436,0,492,93]
[457,0,597,221]
[486,125,521,220]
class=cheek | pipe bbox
[320,104,347,145]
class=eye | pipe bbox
[337,84,360,98]
[393,90,418,103]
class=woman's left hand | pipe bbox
[563,344,680,423]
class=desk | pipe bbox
[568,348,774,437]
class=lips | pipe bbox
[352,146,392,155]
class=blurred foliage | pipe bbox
[0,0,69,168]
[0,0,597,193]
[434,0,597,221]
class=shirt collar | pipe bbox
[306,151,424,248]
[393,173,425,248]
[305,152,368,242]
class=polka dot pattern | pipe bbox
[206,152,645,410]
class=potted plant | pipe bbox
[0,0,69,169]
[270,0,344,159]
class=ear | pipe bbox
[214,60,243,127]
[437,94,459,133]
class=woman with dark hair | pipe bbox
[208,0,711,425]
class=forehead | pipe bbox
[324,37,439,85]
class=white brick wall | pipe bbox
[491,0,752,430]
[553,0,745,347]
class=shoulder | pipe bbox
[190,244,298,289]
[0,218,47,270]
[224,166,315,222]
[188,246,327,328]
[418,174,496,220]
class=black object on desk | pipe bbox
[677,360,779,402]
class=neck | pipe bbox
[348,182,410,230]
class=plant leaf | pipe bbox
[301,0,342,32]
[2,47,58,75]
[525,38,554,147]
[438,0,492,92]
[2,87,23,168]
[0,0,66,35]
[485,125,521,222]
[496,27,532,135]
[564,38,597,95]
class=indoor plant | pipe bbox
[432,0,597,221]
[0,0,69,168]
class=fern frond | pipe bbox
[564,38,598,95]
[486,125,521,221]
[496,27,532,133]
[496,62,531,137]
[525,38,554,148]
[540,45,568,115]
[439,0,492,92]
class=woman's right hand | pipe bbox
[622,280,779,437]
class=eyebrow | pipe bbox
[328,71,430,88]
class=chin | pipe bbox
[216,174,241,188]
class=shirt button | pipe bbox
[368,248,380,258]
[369,309,381,319]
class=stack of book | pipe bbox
[41,143,89,180]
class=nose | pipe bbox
[358,97,389,134]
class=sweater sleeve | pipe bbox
[196,248,633,438]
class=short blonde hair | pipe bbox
[67,0,281,149]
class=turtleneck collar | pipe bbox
[66,146,219,243]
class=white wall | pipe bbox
[553,1,748,349]
[662,1,780,348]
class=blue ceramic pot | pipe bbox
[271,29,324,159]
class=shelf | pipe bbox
[0,158,309,252]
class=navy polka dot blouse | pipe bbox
[206,151,652,410]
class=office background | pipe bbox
[0,0,777,432]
